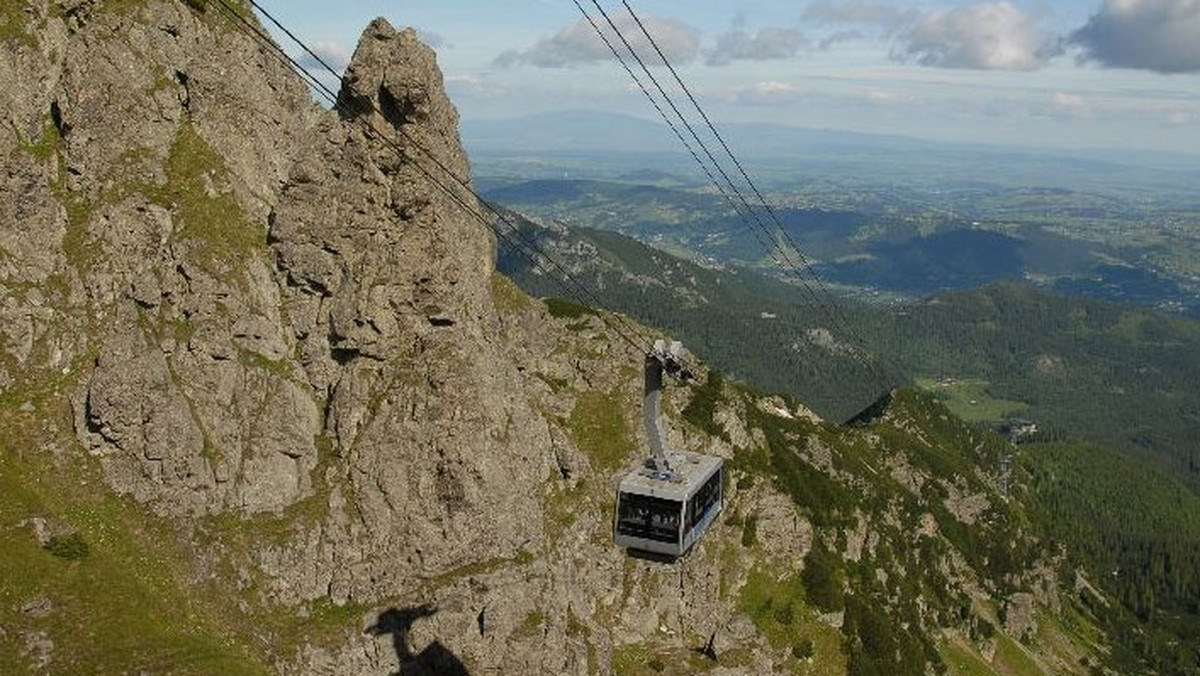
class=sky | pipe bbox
[254,0,1200,156]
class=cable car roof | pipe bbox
[618,451,722,501]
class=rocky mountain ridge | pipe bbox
[1,2,1128,675]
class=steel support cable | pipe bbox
[570,1,806,312]
[576,2,857,381]
[578,0,862,379]
[576,1,840,324]
[204,0,654,357]
[571,3,835,374]
[602,0,875,371]
[613,1,902,388]
[572,6,839,382]
[620,0,906,387]
[620,0,827,288]
[585,0,883,385]
[579,2,893,388]
[586,2,822,294]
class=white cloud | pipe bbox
[1072,0,1200,74]
[893,2,1061,71]
[707,16,809,66]
[494,11,699,68]
[446,74,506,97]
[731,81,805,106]
[866,89,901,105]
[802,1,1062,69]
[818,30,866,50]
[1165,109,1196,126]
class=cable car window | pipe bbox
[686,470,722,531]
[616,493,682,544]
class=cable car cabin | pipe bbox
[614,452,723,558]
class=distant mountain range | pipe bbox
[462,110,1200,197]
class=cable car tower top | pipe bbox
[642,339,693,475]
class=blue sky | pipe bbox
[255,0,1200,156]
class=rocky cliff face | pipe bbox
[3,0,321,516]
[8,0,556,622]
[1,3,1105,676]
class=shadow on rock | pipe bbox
[367,604,469,676]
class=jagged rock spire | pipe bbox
[336,17,471,186]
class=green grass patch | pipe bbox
[44,532,90,561]
[568,389,633,471]
[286,597,370,648]
[740,566,806,643]
[520,610,546,633]
[994,634,1046,676]
[150,119,264,273]
[238,350,294,379]
[738,566,845,674]
[681,370,729,441]
[740,513,758,548]
[417,548,537,593]
[545,297,598,320]
[940,638,997,676]
[38,116,264,286]
[543,476,582,541]
[490,273,535,315]
[535,371,570,394]
[734,395,859,529]
[0,2,35,48]
[0,438,274,675]
[915,377,1027,423]
[20,115,64,163]
[612,643,717,675]
[802,542,845,613]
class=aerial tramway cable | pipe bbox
[571,0,836,327]
[580,0,834,317]
[587,1,895,387]
[577,0,903,391]
[204,0,657,358]
[619,0,903,386]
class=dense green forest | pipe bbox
[1021,440,1200,672]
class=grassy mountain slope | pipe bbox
[495,211,894,417]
